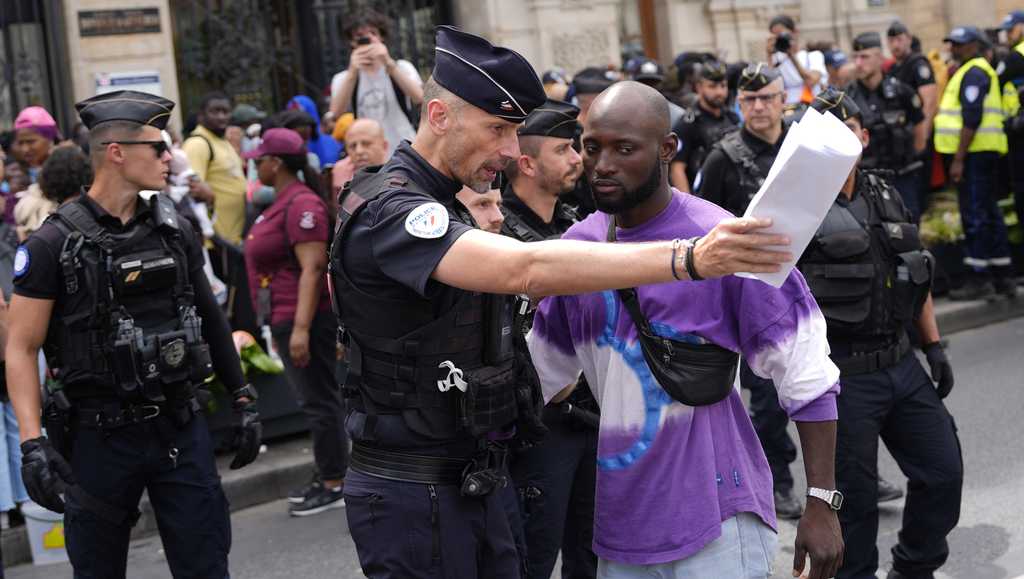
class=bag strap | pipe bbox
[605,217,654,337]
[184,133,215,164]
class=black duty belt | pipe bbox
[831,333,911,376]
[350,442,470,485]
[76,397,200,430]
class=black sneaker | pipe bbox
[289,485,345,517]
[877,477,904,503]
[774,489,803,520]
[949,279,995,301]
[288,472,322,505]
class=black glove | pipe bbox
[923,341,954,399]
[21,436,75,513]
[230,391,262,470]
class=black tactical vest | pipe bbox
[46,195,212,401]
[717,130,766,213]
[798,172,933,342]
[851,78,916,172]
[685,108,739,182]
[329,168,522,443]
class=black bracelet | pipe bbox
[685,237,704,281]
[670,239,683,281]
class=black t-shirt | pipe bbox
[889,53,936,92]
[500,185,575,239]
[672,104,740,184]
[845,77,924,169]
[698,126,787,217]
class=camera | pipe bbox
[774,32,792,53]
[356,36,372,46]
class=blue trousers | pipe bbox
[1010,141,1024,252]
[64,413,231,579]
[836,353,963,579]
[740,362,795,494]
[955,152,1012,273]
[893,168,924,223]
[511,412,598,579]
[344,469,521,579]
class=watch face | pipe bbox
[830,490,844,510]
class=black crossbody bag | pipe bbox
[607,219,739,406]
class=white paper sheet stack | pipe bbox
[737,107,864,287]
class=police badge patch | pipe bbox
[965,85,980,103]
[299,211,316,230]
[161,338,187,368]
[13,246,29,279]
[405,203,449,239]
[919,63,931,80]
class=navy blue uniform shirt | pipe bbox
[959,66,991,130]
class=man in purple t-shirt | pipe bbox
[527,81,844,579]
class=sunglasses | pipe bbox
[101,140,170,156]
[737,92,783,105]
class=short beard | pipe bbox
[444,124,492,193]
[591,159,662,214]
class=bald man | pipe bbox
[331,118,390,190]
[526,81,844,579]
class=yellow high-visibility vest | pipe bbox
[934,57,1008,154]
[1002,42,1024,116]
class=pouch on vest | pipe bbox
[881,221,921,253]
[892,250,933,323]
[606,219,737,407]
[112,250,178,297]
[483,293,515,365]
[802,226,874,327]
[458,359,519,437]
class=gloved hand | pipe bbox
[923,341,954,399]
[21,436,75,513]
[230,392,262,470]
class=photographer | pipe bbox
[328,10,423,155]
[766,15,827,105]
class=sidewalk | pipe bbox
[3,294,1023,569]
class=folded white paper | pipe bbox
[737,108,863,287]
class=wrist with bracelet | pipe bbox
[670,237,705,282]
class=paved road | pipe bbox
[9,317,1024,579]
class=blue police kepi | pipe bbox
[329,25,546,578]
[6,90,262,578]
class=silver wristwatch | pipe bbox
[807,487,844,511]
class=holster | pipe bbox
[42,397,72,459]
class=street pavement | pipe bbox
[8,317,1024,579]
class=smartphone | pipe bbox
[356,36,372,46]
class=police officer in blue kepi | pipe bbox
[807,88,962,579]
[330,25,799,579]
[4,90,262,578]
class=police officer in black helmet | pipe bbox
[5,90,261,578]
[845,32,928,221]
[806,88,962,579]
[330,26,796,578]
[500,99,599,579]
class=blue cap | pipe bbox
[944,26,984,45]
[1002,10,1024,31]
[824,50,848,68]
[432,25,545,122]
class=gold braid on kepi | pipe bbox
[810,87,862,122]
[737,62,781,92]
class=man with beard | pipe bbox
[526,80,843,579]
[329,27,798,579]
[670,61,739,193]
[457,185,504,233]
[500,99,599,579]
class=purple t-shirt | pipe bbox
[526,190,840,565]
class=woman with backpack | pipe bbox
[242,128,348,516]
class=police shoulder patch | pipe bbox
[404,202,449,239]
[918,63,932,80]
[964,85,981,103]
[299,211,316,230]
[13,246,29,279]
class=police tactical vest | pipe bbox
[798,172,933,341]
[852,78,916,171]
[935,57,1008,155]
[499,201,578,243]
[717,130,766,210]
[329,168,523,443]
[46,195,212,401]
[687,108,739,178]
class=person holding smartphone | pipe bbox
[328,10,424,155]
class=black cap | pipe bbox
[852,32,882,51]
[633,59,665,83]
[572,67,617,95]
[887,20,909,37]
[810,87,862,122]
[75,90,175,130]
[432,25,545,122]
[518,99,581,140]
[737,63,781,92]
[699,60,728,82]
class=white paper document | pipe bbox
[737,107,863,287]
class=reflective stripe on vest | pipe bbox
[934,57,1008,154]
[1002,42,1024,117]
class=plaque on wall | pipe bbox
[78,8,161,37]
